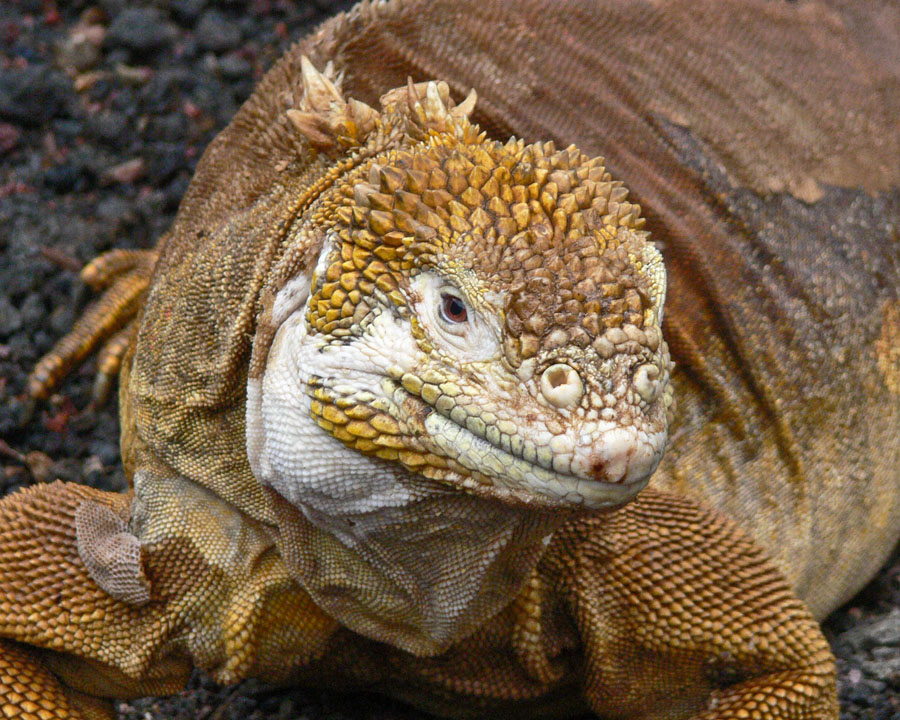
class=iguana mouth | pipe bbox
[392,382,662,510]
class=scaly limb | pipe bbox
[0,482,189,719]
[0,473,338,720]
[91,322,139,408]
[554,490,838,719]
[0,640,81,719]
[27,248,159,404]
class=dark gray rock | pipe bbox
[195,9,242,52]
[49,305,74,336]
[18,293,44,328]
[88,439,119,467]
[49,457,83,484]
[106,7,177,53]
[145,142,187,184]
[142,68,196,111]
[170,0,208,24]
[0,295,22,337]
[0,65,75,125]
[862,656,900,682]
[0,122,20,154]
[144,113,188,143]
[43,162,84,193]
[219,51,253,79]
[95,195,137,230]
[97,0,127,18]
[838,608,900,653]
[85,111,130,145]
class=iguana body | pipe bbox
[3,0,899,718]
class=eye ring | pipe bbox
[439,292,469,324]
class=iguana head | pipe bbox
[247,59,672,515]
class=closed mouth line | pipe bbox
[390,382,648,508]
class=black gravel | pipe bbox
[0,2,897,718]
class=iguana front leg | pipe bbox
[556,491,838,719]
[0,477,337,720]
[0,482,186,719]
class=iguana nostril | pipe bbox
[540,363,584,408]
[633,363,661,403]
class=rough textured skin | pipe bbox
[3,0,899,718]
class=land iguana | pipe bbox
[3,0,900,718]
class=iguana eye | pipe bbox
[439,293,468,324]
[412,273,497,358]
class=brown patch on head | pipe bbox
[502,224,655,361]
[876,300,900,395]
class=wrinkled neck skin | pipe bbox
[246,277,572,656]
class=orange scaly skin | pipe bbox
[8,1,900,718]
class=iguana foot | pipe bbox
[567,491,839,719]
[0,474,339,719]
[27,248,158,405]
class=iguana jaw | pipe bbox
[420,401,659,509]
[381,269,668,511]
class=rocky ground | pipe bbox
[0,1,898,718]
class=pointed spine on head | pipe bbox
[285,56,380,153]
[378,79,478,142]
